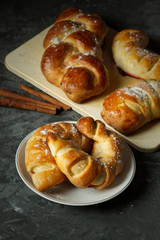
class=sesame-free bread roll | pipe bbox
[76,117,124,189]
[41,8,109,103]
[47,131,101,188]
[25,122,93,191]
[112,29,160,81]
[101,80,160,134]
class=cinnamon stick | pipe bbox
[0,97,56,115]
[19,84,71,111]
[0,88,60,111]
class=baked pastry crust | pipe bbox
[25,122,92,191]
[47,131,101,188]
[112,29,160,81]
[25,118,124,190]
[41,8,109,103]
[101,80,160,134]
[76,117,124,189]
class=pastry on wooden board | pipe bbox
[101,80,160,134]
[112,29,160,81]
[41,8,109,103]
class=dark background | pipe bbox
[1,0,160,239]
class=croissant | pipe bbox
[112,29,160,81]
[41,8,109,103]
[47,132,101,188]
[76,117,124,189]
[25,122,93,191]
[101,79,160,134]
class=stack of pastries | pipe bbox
[25,117,124,191]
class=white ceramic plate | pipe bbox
[15,121,136,206]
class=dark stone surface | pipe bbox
[0,0,160,239]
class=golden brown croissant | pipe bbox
[25,122,93,191]
[112,29,160,81]
[101,79,160,134]
[41,8,109,103]
[47,132,101,188]
[76,117,124,189]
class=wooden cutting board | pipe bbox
[5,26,160,152]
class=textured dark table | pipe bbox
[1,0,160,239]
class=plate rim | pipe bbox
[15,120,136,206]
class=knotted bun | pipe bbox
[41,8,109,103]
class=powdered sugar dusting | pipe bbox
[40,129,48,135]
[45,149,50,155]
[148,80,160,96]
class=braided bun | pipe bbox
[41,8,109,103]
